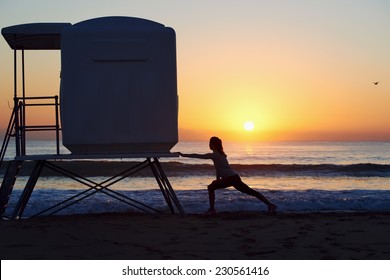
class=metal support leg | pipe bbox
[149,158,185,215]
[12,160,44,219]
[0,160,23,218]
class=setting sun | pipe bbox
[244,121,255,131]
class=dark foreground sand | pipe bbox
[1,211,390,260]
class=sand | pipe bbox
[1,211,390,260]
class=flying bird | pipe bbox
[373,82,379,85]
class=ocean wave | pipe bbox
[229,163,390,177]
[163,162,390,177]
[1,161,389,178]
[4,188,390,218]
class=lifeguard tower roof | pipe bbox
[2,22,71,50]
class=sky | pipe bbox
[0,0,389,142]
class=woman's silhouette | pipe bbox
[179,136,277,215]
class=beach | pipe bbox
[1,211,390,260]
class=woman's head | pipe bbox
[209,136,226,155]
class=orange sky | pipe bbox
[1,1,389,142]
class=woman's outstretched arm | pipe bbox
[179,152,212,159]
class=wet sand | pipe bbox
[1,211,390,260]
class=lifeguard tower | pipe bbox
[0,17,184,219]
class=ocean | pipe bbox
[1,140,389,217]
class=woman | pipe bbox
[179,136,277,215]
